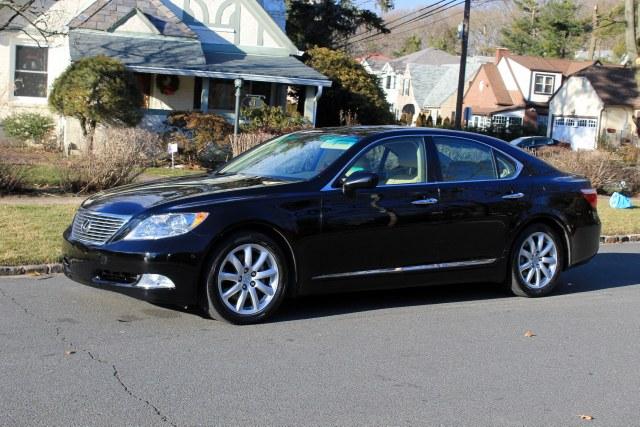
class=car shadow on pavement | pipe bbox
[271,251,640,323]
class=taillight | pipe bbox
[581,188,597,209]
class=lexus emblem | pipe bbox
[81,219,92,233]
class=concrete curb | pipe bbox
[0,263,64,276]
[1,235,639,276]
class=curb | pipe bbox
[0,263,63,276]
[600,234,640,244]
[1,235,639,277]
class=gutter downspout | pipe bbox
[313,85,323,127]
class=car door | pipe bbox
[428,135,528,264]
[310,136,443,279]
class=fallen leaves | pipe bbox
[579,414,594,420]
[524,330,536,337]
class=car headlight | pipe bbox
[124,212,209,240]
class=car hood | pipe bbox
[81,174,291,215]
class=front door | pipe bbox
[309,136,444,279]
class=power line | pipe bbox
[347,0,463,45]
[343,0,465,47]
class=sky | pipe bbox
[361,0,441,14]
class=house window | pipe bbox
[577,119,588,127]
[565,118,576,127]
[402,79,410,96]
[392,75,396,89]
[493,115,507,126]
[385,76,391,89]
[14,45,48,98]
[588,119,597,128]
[533,73,555,95]
[209,79,235,110]
[555,117,564,126]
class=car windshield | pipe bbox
[218,132,361,181]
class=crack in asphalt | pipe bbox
[0,285,177,427]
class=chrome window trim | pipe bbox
[321,134,524,192]
[312,258,497,280]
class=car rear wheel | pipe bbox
[205,232,287,324]
[509,224,564,297]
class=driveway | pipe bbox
[1,243,639,426]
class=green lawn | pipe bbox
[23,164,64,187]
[141,167,204,178]
[0,196,638,266]
[597,196,640,236]
[0,204,78,265]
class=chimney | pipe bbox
[495,48,510,63]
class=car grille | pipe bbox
[71,209,131,245]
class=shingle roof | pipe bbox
[391,48,460,71]
[68,0,196,38]
[483,63,512,105]
[68,30,331,85]
[508,55,595,76]
[576,66,640,108]
[409,61,482,108]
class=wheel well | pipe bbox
[512,217,570,271]
[197,223,299,304]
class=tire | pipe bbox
[509,224,564,297]
[204,232,288,324]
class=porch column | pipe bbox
[201,78,209,112]
[304,85,323,127]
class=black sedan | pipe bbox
[62,127,600,324]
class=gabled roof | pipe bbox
[507,55,595,76]
[68,0,196,38]
[575,66,640,108]
[359,53,391,72]
[391,48,460,70]
[408,61,483,108]
[483,63,512,106]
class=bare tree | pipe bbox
[624,0,637,61]
[0,0,64,43]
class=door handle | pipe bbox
[502,192,525,200]
[412,198,439,205]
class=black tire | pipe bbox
[509,224,564,297]
[204,232,288,324]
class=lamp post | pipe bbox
[233,78,243,141]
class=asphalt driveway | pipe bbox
[1,243,639,426]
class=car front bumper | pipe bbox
[62,229,205,306]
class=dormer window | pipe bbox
[534,73,555,95]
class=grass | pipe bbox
[142,167,204,178]
[597,196,640,236]
[0,204,78,265]
[23,164,64,187]
[0,196,638,267]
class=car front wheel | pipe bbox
[509,224,564,297]
[205,232,287,324]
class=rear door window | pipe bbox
[433,137,497,182]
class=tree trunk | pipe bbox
[588,5,598,60]
[625,0,637,61]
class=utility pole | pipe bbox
[454,0,471,129]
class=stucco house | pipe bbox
[548,65,640,150]
[463,48,596,131]
[0,0,331,150]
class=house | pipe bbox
[357,53,396,109]
[463,48,596,131]
[548,65,640,150]
[0,0,331,150]
[395,61,484,125]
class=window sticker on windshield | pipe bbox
[319,135,359,150]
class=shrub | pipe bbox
[2,113,54,145]
[61,128,162,194]
[165,111,233,168]
[537,148,620,192]
[229,132,276,157]
[241,105,309,133]
[49,56,142,151]
[0,160,28,194]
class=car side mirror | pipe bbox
[342,171,379,196]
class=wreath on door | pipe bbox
[156,75,180,95]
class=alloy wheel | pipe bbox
[517,232,558,289]
[217,243,280,315]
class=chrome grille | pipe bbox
[71,209,131,245]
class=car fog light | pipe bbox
[136,274,175,289]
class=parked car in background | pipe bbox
[510,136,570,150]
[62,127,601,324]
